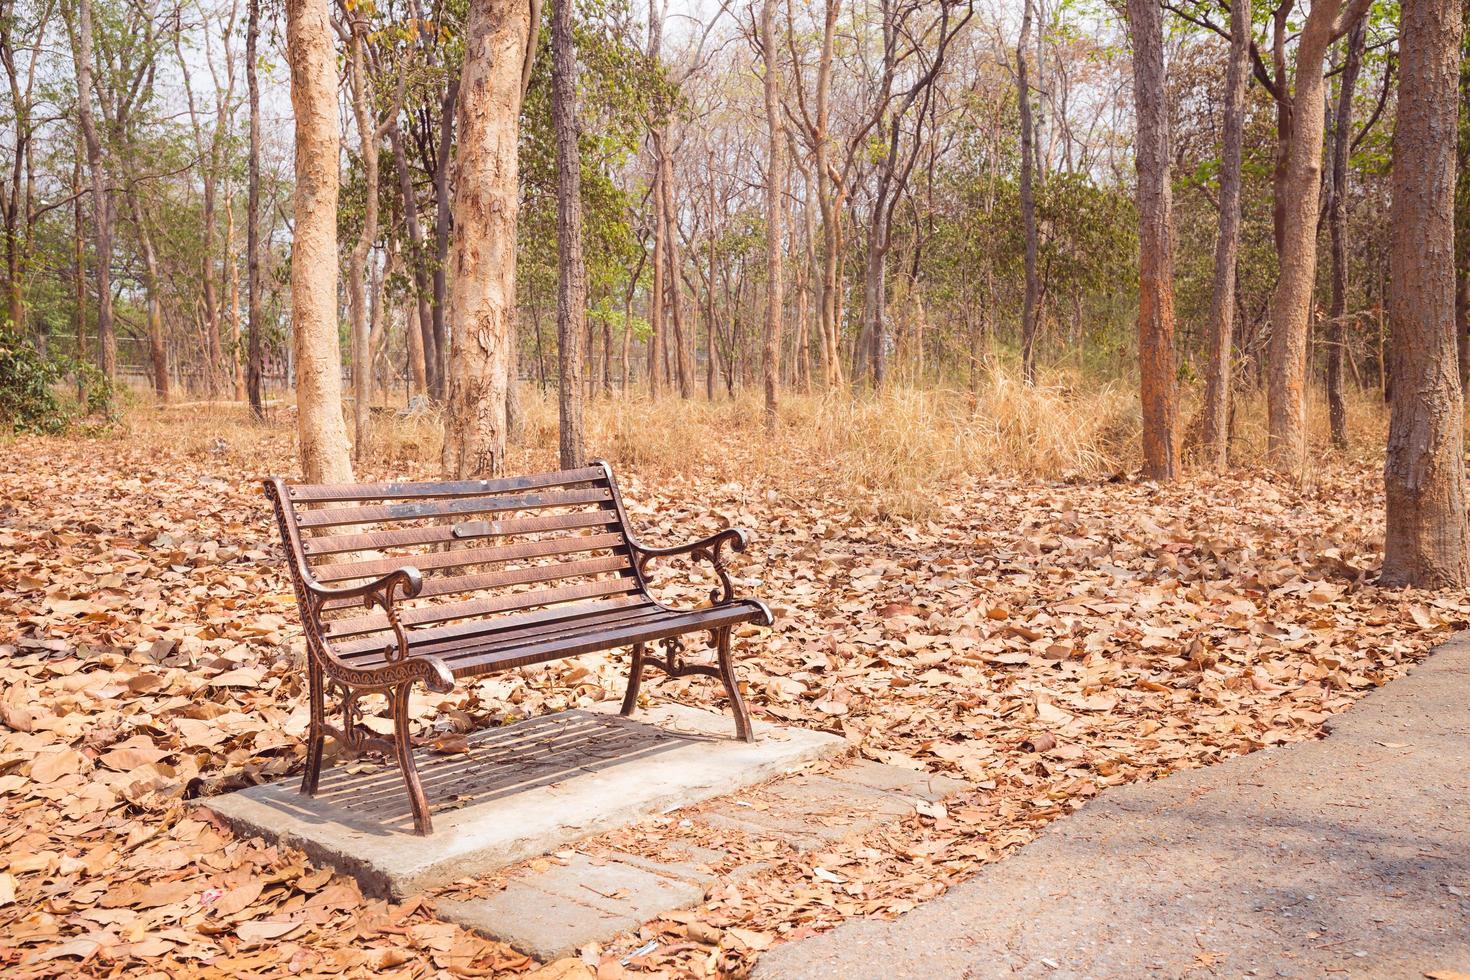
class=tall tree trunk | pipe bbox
[346,12,380,460]
[431,79,459,397]
[388,124,440,397]
[127,196,169,401]
[441,0,533,478]
[285,0,353,483]
[72,0,114,382]
[1201,0,1249,469]
[1127,0,1180,481]
[1382,0,1468,587]
[647,149,666,394]
[1018,0,1040,385]
[1266,0,1369,472]
[246,0,265,418]
[762,0,784,430]
[659,150,693,398]
[553,0,586,468]
[1326,23,1365,451]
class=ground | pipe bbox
[1,400,1466,978]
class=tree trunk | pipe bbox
[128,197,169,401]
[761,0,784,429]
[1266,0,1367,473]
[246,0,265,418]
[1201,0,1249,469]
[553,0,586,468]
[441,0,533,479]
[346,12,380,460]
[285,0,353,483]
[388,124,441,397]
[72,0,115,382]
[432,79,459,398]
[1018,0,1040,385]
[1127,0,1180,481]
[1326,22,1365,451]
[659,149,693,398]
[1382,0,1468,587]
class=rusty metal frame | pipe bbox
[266,466,772,837]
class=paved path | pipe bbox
[757,635,1470,979]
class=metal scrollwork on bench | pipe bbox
[265,463,772,836]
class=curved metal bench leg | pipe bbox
[715,627,755,743]
[300,658,326,797]
[621,642,646,717]
[391,681,433,835]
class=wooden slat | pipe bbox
[332,595,651,657]
[334,596,658,659]
[319,555,631,613]
[312,532,626,583]
[300,510,621,556]
[324,577,642,638]
[346,603,763,677]
[285,467,607,504]
[295,487,613,529]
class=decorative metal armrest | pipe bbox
[631,528,750,606]
[299,566,454,693]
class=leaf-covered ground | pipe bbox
[2,412,1466,978]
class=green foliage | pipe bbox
[0,328,66,435]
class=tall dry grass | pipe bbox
[119,370,1393,518]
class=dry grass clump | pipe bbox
[115,372,1393,517]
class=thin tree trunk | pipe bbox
[285,0,353,483]
[387,125,440,397]
[1127,0,1180,481]
[1381,0,1468,587]
[441,0,533,478]
[72,0,115,383]
[346,11,381,460]
[1201,0,1249,468]
[659,150,693,398]
[127,196,169,401]
[761,0,785,429]
[246,0,265,417]
[1018,0,1040,385]
[553,0,586,467]
[1326,22,1365,451]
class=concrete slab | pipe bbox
[203,703,844,899]
[436,855,710,960]
[701,765,971,849]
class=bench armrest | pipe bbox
[630,528,751,606]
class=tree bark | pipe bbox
[553,0,586,467]
[345,9,381,460]
[659,148,693,398]
[71,0,115,382]
[1325,23,1365,451]
[1266,0,1370,473]
[760,0,785,428]
[1382,0,1468,587]
[1127,0,1180,481]
[1018,0,1040,385]
[285,0,353,483]
[441,0,533,479]
[1201,0,1249,469]
[246,0,265,418]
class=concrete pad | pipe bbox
[204,703,844,899]
[437,855,710,960]
[701,765,971,849]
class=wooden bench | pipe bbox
[264,462,773,834]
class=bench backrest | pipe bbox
[266,464,647,658]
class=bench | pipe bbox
[264,461,773,834]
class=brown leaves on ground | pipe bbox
[2,411,1466,977]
